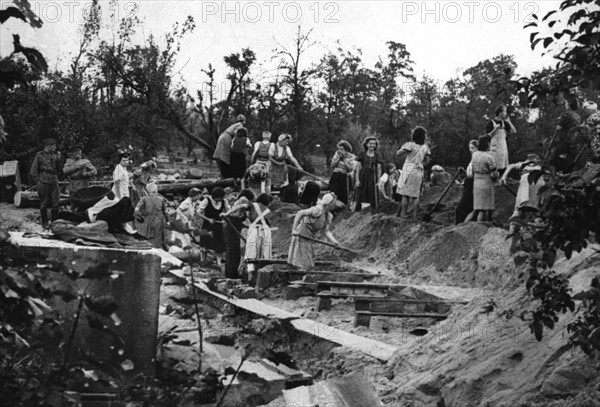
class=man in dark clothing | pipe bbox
[30,138,62,229]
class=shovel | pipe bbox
[422,168,464,223]
[222,215,246,243]
[297,234,360,255]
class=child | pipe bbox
[378,163,399,202]
[500,153,545,234]
[134,182,168,248]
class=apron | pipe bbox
[245,203,272,261]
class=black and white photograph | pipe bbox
[1,0,600,405]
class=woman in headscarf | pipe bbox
[131,159,157,207]
[242,161,269,198]
[222,193,274,283]
[269,134,303,190]
[328,140,355,206]
[169,187,202,250]
[134,182,168,248]
[354,137,383,211]
[221,189,255,279]
[198,187,230,268]
[287,193,340,271]
[396,127,431,219]
[500,152,545,234]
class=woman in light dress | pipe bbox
[287,193,340,271]
[470,136,498,222]
[396,126,431,219]
[485,104,516,172]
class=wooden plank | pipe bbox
[354,298,453,314]
[355,310,448,319]
[317,281,406,290]
[169,270,398,361]
[247,259,337,266]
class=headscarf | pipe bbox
[278,133,291,143]
[337,140,353,152]
[318,193,336,206]
[146,182,158,194]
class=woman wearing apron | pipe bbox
[485,104,516,172]
[222,193,274,283]
[269,134,303,190]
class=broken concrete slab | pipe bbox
[283,372,384,407]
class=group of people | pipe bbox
[212,114,304,195]
[30,140,97,230]
[455,98,592,226]
[326,126,432,219]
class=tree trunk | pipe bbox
[14,191,70,209]
[157,178,235,195]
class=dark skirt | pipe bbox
[354,168,377,210]
[329,172,349,205]
[200,222,226,254]
[230,152,247,178]
[455,178,474,224]
[224,217,244,278]
[299,181,321,207]
[218,159,233,179]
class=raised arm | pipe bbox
[330,151,340,168]
[323,222,340,246]
[250,142,260,163]
[286,147,303,170]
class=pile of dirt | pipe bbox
[380,246,600,407]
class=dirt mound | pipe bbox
[382,246,600,407]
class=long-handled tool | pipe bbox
[502,182,517,197]
[297,234,360,255]
[422,168,464,222]
[222,216,246,242]
[285,164,323,182]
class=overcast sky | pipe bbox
[1,0,563,95]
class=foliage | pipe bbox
[0,244,125,406]
[515,0,600,106]
[505,0,600,355]
[511,164,600,349]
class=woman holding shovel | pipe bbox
[222,193,274,283]
[198,187,230,269]
[288,193,341,271]
[221,189,255,279]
